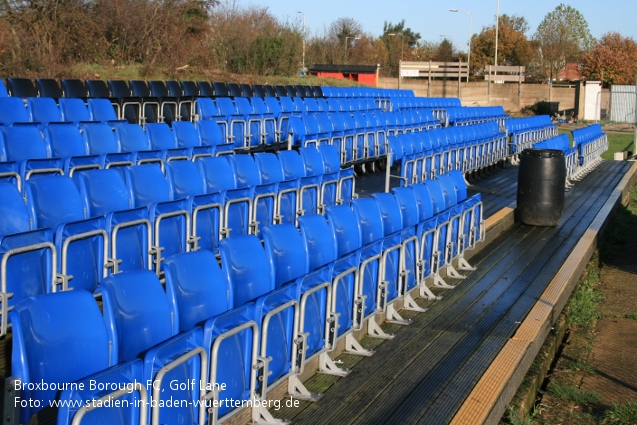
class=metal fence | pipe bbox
[610,85,636,123]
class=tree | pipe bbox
[581,32,637,86]
[434,39,454,62]
[382,20,421,48]
[379,20,420,77]
[470,14,533,77]
[535,4,595,82]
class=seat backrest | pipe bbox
[27,97,62,123]
[58,98,90,122]
[113,122,151,152]
[61,79,87,98]
[101,269,175,362]
[145,122,177,150]
[198,81,214,97]
[350,198,384,245]
[277,149,306,180]
[129,80,151,97]
[7,77,37,98]
[240,84,254,98]
[0,97,30,125]
[2,125,48,161]
[227,154,261,188]
[0,182,31,236]
[274,85,288,97]
[125,164,171,207]
[25,175,85,230]
[80,122,121,155]
[166,160,206,199]
[297,214,338,270]
[11,290,111,423]
[219,235,274,306]
[0,79,8,97]
[46,123,87,158]
[86,80,111,98]
[227,83,242,98]
[264,97,281,115]
[195,97,218,120]
[410,183,435,221]
[196,119,225,147]
[262,224,309,287]
[108,80,132,98]
[299,147,326,176]
[196,156,236,193]
[180,80,199,97]
[263,85,276,97]
[148,80,170,97]
[252,84,266,98]
[87,98,118,121]
[36,78,63,98]
[391,187,420,228]
[436,174,458,208]
[79,168,132,217]
[325,204,362,256]
[164,250,233,332]
[171,121,200,148]
[318,144,342,173]
[371,193,404,236]
[213,81,231,97]
[254,152,284,184]
[422,179,446,214]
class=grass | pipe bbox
[547,382,602,405]
[603,401,637,424]
[567,261,604,327]
[568,359,597,374]
[602,132,635,161]
[625,314,637,320]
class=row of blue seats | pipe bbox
[506,116,558,156]
[0,146,354,336]
[0,120,233,186]
[571,124,608,175]
[444,106,507,127]
[8,171,484,425]
[284,109,440,165]
[389,122,509,185]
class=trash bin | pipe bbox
[517,149,566,226]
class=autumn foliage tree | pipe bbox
[535,4,595,82]
[581,32,637,86]
[470,15,534,78]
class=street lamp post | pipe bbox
[495,0,500,67]
[298,11,306,75]
[449,9,472,82]
[345,36,361,63]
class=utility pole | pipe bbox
[634,69,637,157]
[298,11,306,75]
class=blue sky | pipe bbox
[241,0,636,53]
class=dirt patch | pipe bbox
[581,318,637,407]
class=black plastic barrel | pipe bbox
[517,149,566,226]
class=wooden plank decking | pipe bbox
[270,160,635,425]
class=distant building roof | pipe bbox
[309,64,378,74]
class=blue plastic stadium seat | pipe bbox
[45,123,103,176]
[100,269,176,361]
[0,183,55,336]
[254,152,299,225]
[58,359,147,425]
[165,160,223,252]
[26,174,109,293]
[10,290,112,424]
[58,98,91,123]
[277,149,320,216]
[79,122,133,168]
[78,168,151,274]
[125,164,191,274]
[0,97,30,126]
